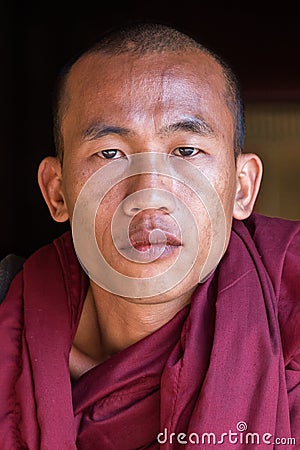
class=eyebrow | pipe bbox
[83,124,132,141]
[82,116,214,141]
[159,117,214,136]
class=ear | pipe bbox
[38,156,69,222]
[233,153,263,220]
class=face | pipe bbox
[57,49,238,302]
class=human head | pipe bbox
[52,22,245,164]
[38,21,262,301]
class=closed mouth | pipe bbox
[117,229,182,261]
[130,230,182,251]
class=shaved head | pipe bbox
[52,22,244,162]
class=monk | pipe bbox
[0,22,299,449]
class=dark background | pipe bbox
[1,2,300,260]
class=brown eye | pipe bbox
[98,149,123,159]
[173,147,200,157]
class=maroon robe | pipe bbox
[0,212,299,449]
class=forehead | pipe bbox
[62,50,230,135]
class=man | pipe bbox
[0,22,299,449]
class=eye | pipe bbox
[172,147,201,158]
[97,149,124,159]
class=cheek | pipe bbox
[208,164,237,251]
[183,160,237,265]
[94,183,127,245]
[61,163,99,221]
[202,155,237,206]
[216,166,237,215]
[179,185,214,252]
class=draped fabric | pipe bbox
[0,212,299,449]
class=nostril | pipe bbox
[122,188,177,217]
[131,207,141,214]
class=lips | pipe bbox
[130,229,182,252]
[115,210,182,261]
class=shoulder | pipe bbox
[0,254,25,305]
[0,230,88,341]
[242,211,300,248]
[0,230,79,305]
[241,212,300,367]
[238,212,300,297]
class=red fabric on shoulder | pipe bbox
[0,233,88,449]
[239,212,300,446]
[277,225,300,441]
[0,215,299,449]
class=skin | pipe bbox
[38,49,263,379]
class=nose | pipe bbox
[122,175,177,216]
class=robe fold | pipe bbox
[0,212,299,449]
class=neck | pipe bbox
[90,282,194,358]
[70,282,195,379]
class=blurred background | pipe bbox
[1,2,300,260]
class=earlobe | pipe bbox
[233,153,263,220]
[38,156,69,223]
